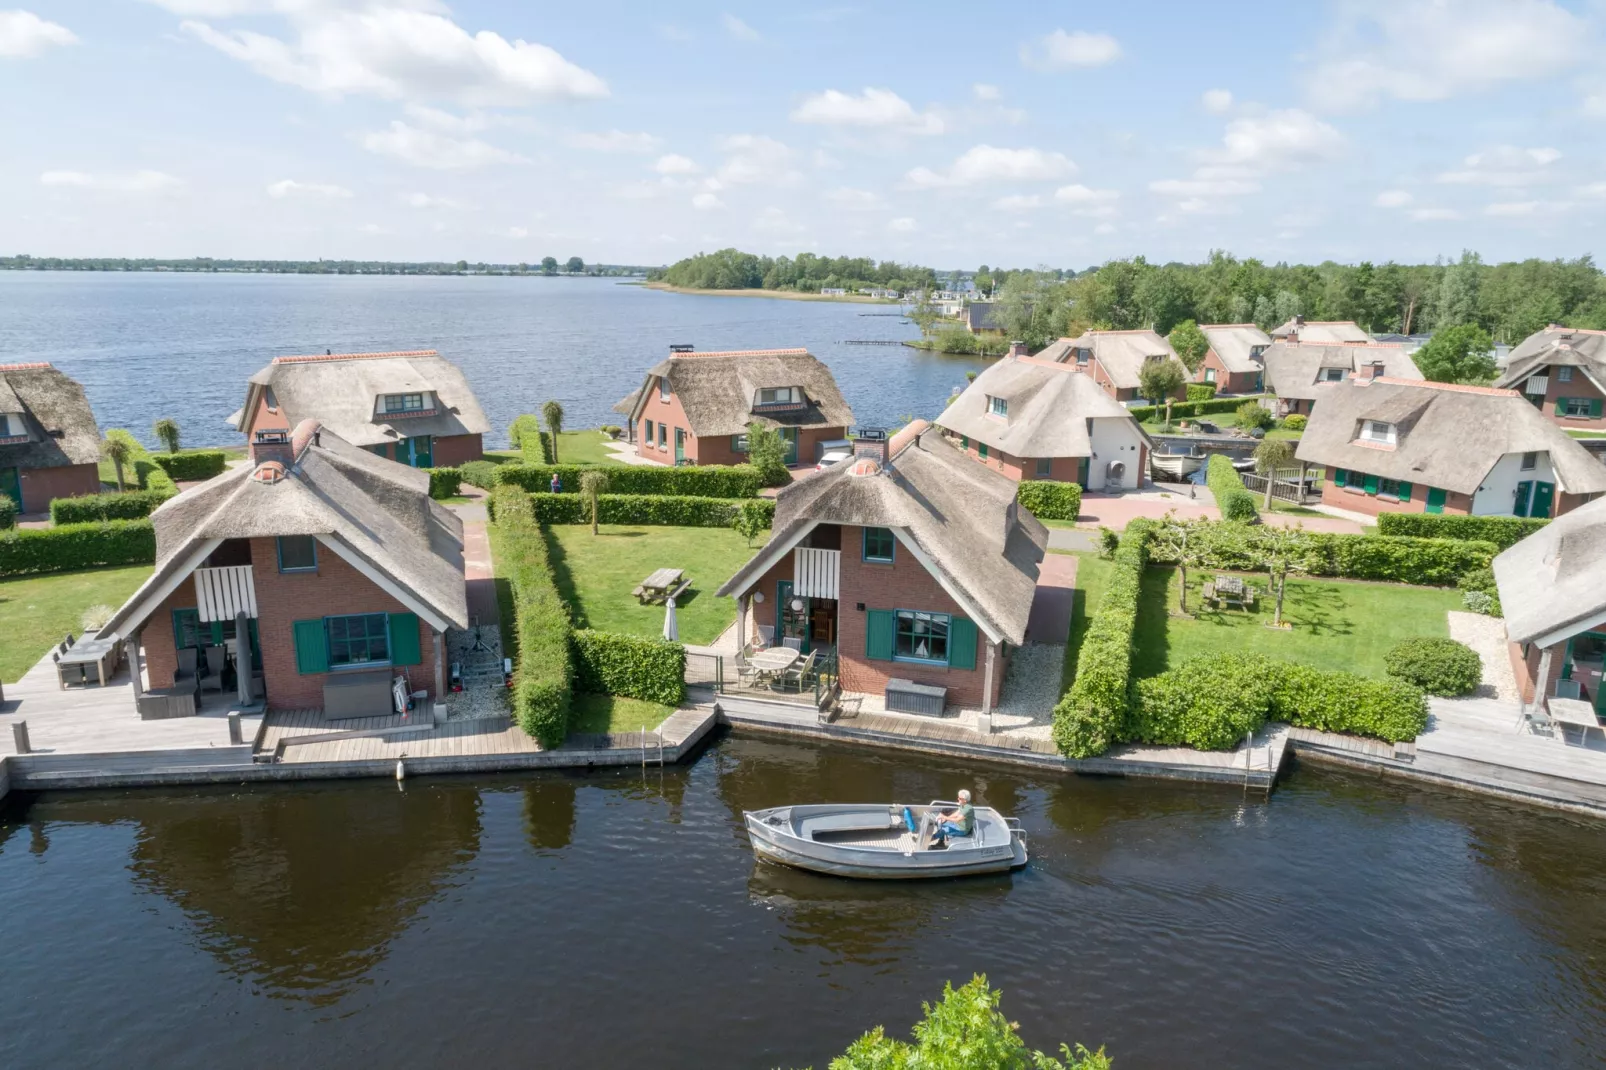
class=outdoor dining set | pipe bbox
[735,627,826,694]
[52,632,124,689]
[1202,575,1259,611]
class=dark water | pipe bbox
[2,736,1603,1069]
[0,273,984,450]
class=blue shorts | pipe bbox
[935,821,970,838]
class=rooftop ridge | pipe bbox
[1372,376,1520,397]
[273,349,440,364]
[1280,340,1402,348]
[889,418,930,460]
[1546,324,1606,336]
[1073,328,1161,336]
[669,347,810,358]
[0,361,53,371]
[1201,323,1263,330]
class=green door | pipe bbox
[1513,480,1533,517]
[1424,487,1447,515]
[674,427,685,464]
[1531,481,1555,519]
[404,435,434,468]
[782,428,798,466]
[1076,457,1090,488]
[0,466,20,510]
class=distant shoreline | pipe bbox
[642,281,899,304]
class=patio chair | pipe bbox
[734,650,759,689]
[1554,679,1583,700]
[781,636,803,652]
[756,625,775,649]
[781,650,818,692]
[173,647,201,694]
[53,651,85,690]
[200,645,227,693]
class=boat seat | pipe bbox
[801,810,900,839]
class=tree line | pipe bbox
[650,248,939,294]
[0,255,655,276]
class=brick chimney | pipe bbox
[250,428,294,467]
[852,427,889,464]
[1007,340,1029,359]
[1359,359,1386,381]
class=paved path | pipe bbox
[1073,489,1218,530]
[1046,527,1099,552]
[1261,512,1368,535]
[1026,552,1077,645]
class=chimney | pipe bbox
[1294,314,1305,327]
[1360,360,1386,381]
[250,428,294,467]
[669,343,695,355]
[851,427,889,465]
[1007,340,1029,359]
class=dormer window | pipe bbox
[1144,353,1165,363]
[658,378,671,402]
[1359,420,1397,445]
[1076,348,1091,364]
[383,393,426,414]
[987,395,1008,418]
[1250,346,1267,359]
[1322,367,1346,382]
[756,387,802,407]
[0,413,25,439]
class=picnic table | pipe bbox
[57,633,123,687]
[1205,575,1256,610]
[634,567,690,605]
[1547,697,1605,746]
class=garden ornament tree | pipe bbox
[101,431,134,491]
[1249,523,1311,628]
[542,400,565,463]
[1252,439,1295,509]
[153,417,181,454]
[578,469,608,535]
[1152,512,1212,615]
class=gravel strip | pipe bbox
[1447,610,1519,703]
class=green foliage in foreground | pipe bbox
[1016,480,1083,522]
[1414,323,1497,384]
[0,520,157,577]
[1384,637,1484,697]
[487,487,573,745]
[1206,455,1258,522]
[570,629,685,707]
[745,421,793,487]
[808,975,1111,1070]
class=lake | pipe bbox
[0,273,986,450]
[2,736,1603,1069]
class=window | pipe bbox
[1144,353,1165,363]
[758,387,799,405]
[658,378,670,402]
[894,610,949,664]
[658,422,668,449]
[731,433,750,453]
[1203,367,1216,383]
[1378,478,1402,498]
[384,393,425,413]
[0,413,21,437]
[327,613,389,667]
[1035,458,1053,478]
[1360,420,1397,445]
[1322,367,1346,382]
[645,419,654,444]
[1520,451,1537,471]
[276,535,317,572]
[862,526,895,563]
[959,435,968,449]
[987,395,1008,418]
[978,442,989,460]
[1563,397,1597,418]
[1557,367,1574,382]
[1076,348,1091,364]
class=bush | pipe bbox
[570,629,685,707]
[1376,512,1547,551]
[1096,525,1120,558]
[1236,400,1274,432]
[1206,454,1259,522]
[600,425,622,438]
[1458,566,1503,616]
[1052,520,1153,758]
[1302,534,1495,586]
[151,450,228,482]
[0,495,15,530]
[1129,395,1269,422]
[50,489,173,524]
[1383,637,1483,697]
[1462,590,1500,616]
[1266,662,1427,742]
[487,487,573,745]
[527,493,774,529]
[494,462,762,498]
[1016,480,1083,522]
[427,467,462,499]
[0,520,157,577]
[1280,414,1307,431]
[1186,383,1218,402]
[508,415,554,464]
[460,459,499,489]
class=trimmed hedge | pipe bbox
[1267,661,1427,742]
[1052,519,1153,758]
[1206,454,1259,522]
[1376,512,1547,551]
[1186,383,1217,402]
[1383,637,1483,696]
[1017,480,1083,522]
[427,467,462,499]
[1131,394,1269,422]
[0,495,15,530]
[132,457,178,496]
[0,520,157,577]
[152,450,228,481]
[50,489,173,524]
[494,462,763,498]
[571,629,685,707]
[487,487,573,745]
[460,459,499,489]
[527,493,774,529]
[1281,414,1307,431]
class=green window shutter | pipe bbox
[1363,473,1379,495]
[979,442,989,459]
[1333,468,1346,488]
[1593,398,1603,418]
[293,619,329,675]
[1397,482,1411,502]
[388,612,422,665]
[960,435,968,449]
[947,617,978,670]
[865,610,895,661]
[172,608,199,649]
[1555,398,1567,415]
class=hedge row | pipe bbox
[1185,383,1218,402]
[487,487,574,745]
[1051,519,1154,758]
[1206,454,1258,522]
[426,467,462,499]
[507,415,552,464]
[50,489,173,524]
[1016,480,1083,522]
[1376,512,1547,550]
[0,495,15,530]
[1131,395,1268,422]
[494,462,762,498]
[0,520,157,577]
[132,457,178,496]
[570,629,685,707]
[151,450,228,482]
[521,493,775,529]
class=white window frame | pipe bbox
[1322,367,1346,382]
[1203,367,1216,383]
[758,387,798,406]
[1557,366,1574,382]
[658,378,671,402]
[384,392,426,414]
[1360,420,1397,445]
[987,395,1008,418]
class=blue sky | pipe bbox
[3,0,1604,268]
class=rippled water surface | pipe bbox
[2,737,1603,1069]
[0,273,981,448]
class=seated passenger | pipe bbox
[929,789,975,846]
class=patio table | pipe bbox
[1547,697,1604,746]
[1214,575,1251,609]
[747,647,800,687]
[58,633,122,687]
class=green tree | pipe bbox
[744,421,790,486]
[1432,250,1483,329]
[578,469,608,535]
[1153,513,1211,614]
[101,430,136,490]
[1136,265,1192,334]
[1236,400,1274,432]
[1252,438,1295,510]
[1138,360,1185,407]
[1247,524,1310,628]
[1167,319,1209,372]
[565,256,584,273]
[730,498,769,548]
[1414,324,1496,384]
[540,256,558,275]
[153,417,181,454]
[541,400,564,463]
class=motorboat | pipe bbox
[743,802,1028,880]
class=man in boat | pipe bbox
[928,790,975,847]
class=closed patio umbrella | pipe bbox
[235,610,254,706]
[662,597,679,642]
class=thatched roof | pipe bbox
[936,355,1147,458]
[1201,324,1272,374]
[227,350,490,448]
[1056,329,1186,390]
[1261,342,1421,401]
[718,421,1046,645]
[624,348,854,437]
[1494,496,1606,645]
[102,423,467,637]
[1294,378,1606,496]
[1495,325,1606,393]
[1269,318,1373,343]
[0,362,102,468]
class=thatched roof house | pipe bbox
[619,347,854,438]
[1494,496,1606,648]
[0,362,104,512]
[1269,317,1373,343]
[1047,329,1188,397]
[1200,324,1272,374]
[936,354,1149,465]
[1260,341,1422,412]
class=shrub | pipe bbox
[1016,480,1083,522]
[1302,534,1495,586]
[1280,414,1307,431]
[1462,590,1500,616]
[1266,662,1427,742]
[508,415,554,464]
[50,489,173,524]
[1096,525,1120,559]
[1383,637,1483,697]
[731,498,770,547]
[527,493,774,529]
[744,422,792,486]
[1375,512,1547,551]
[493,462,762,498]
[487,487,573,745]
[1131,395,1270,422]
[427,467,462,499]
[1206,454,1259,522]
[601,425,622,438]
[1186,383,1217,402]
[570,629,685,707]
[1235,400,1274,432]
[0,495,17,530]
[0,520,157,577]
[151,450,228,482]
[460,459,499,489]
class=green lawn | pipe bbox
[0,565,152,682]
[570,692,675,733]
[1058,550,1113,692]
[543,524,761,645]
[1130,567,1460,680]
[485,430,626,467]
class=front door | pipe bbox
[1531,481,1555,519]
[1424,487,1447,515]
[1077,457,1090,488]
[1513,480,1533,517]
[403,435,434,468]
[781,427,798,466]
[775,580,809,653]
[674,427,685,464]
[0,466,20,510]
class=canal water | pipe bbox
[1,736,1603,1068]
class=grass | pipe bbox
[542,524,762,645]
[1565,428,1606,439]
[0,565,153,682]
[570,692,675,733]
[1057,550,1114,693]
[1130,566,1460,680]
[485,430,626,467]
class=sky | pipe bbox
[4,0,1606,269]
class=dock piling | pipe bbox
[227,712,243,745]
[13,721,32,755]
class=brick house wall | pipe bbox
[1523,368,1606,431]
[1317,466,1474,516]
[636,379,692,463]
[430,432,483,466]
[1195,350,1261,394]
[1510,639,1568,705]
[16,461,100,514]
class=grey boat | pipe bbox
[743,802,1028,880]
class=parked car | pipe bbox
[816,446,853,470]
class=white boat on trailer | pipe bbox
[743,802,1028,880]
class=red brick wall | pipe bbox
[1511,639,1567,704]
[17,462,100,514]
[431,432,483,466]
[1317,466,1473,516]
[637,380,690,463]
[1525,370,1606,431]
[943,432,1086,484]
[1196,350,1261,394]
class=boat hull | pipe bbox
[743,804,1028,881]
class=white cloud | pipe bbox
[721,13,759,41]
[1201,89,1233,114]
[178,5,608,106]
[752,207,805,235]
[991,194,1043,212]
[1206,109,1345,169]
[972,83,1001,101]
[904,144,1075,188]
[653,153,699,176]
[824,187,880,209]
[1577,182,1606,199]
[267,178,352,199]
[361,119,520,170]
[1484,200,1549,216]
[507,226,528,238]
[1374,189,1413,207]
[1148,177,1260,197]
[1410,207,1463,221]
[1436,145,1561,186]
[1054,183,1119,204]
[1021,29,1121,70]
[1094,222,1116,235]
[403,191,465,209]
[0,10,77,57]
[692,191,723,210]
[39,169,183,193]
[568,129,661,153]
[1305,0,1584,112]
[888,217,917,232]
[716,134,796,186]
[790,88,944,134]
